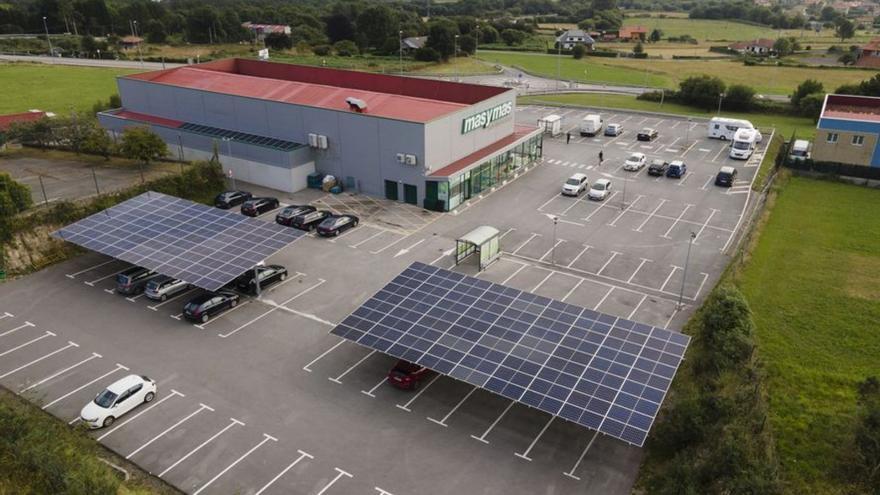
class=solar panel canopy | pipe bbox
[332,261,690,447]
[53,191,303,291]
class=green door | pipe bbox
[403,184,418,205]
[385,180,399,201]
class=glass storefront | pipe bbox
[424,133,543,212]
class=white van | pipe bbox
[538,114,563,136]
[708,117,758,141]
[729,128,759,160]
[789,139,811,162]
[579,114,603,137]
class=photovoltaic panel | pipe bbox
[52,191,303,291]
[331,261,690,447]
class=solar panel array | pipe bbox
[53,192,303,291]
[179,122,304,152]
[332,262,690,447]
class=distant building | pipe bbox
[0,110,50,147]
[727,38,776,55]
[119,36,143,50]
[812,94,880,167]
[400,36,427,53]
[618,26,647,42]
[242,22,291,41]
[554,29,595,50]
[856,38,880,68]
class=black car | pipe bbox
[317,214,359,237]
[235,264,288,294]
[115,267,161,295]
[290,210,332,231]
[275,205,316,226]
[647,159,669,176]
[715,166,737,187]
[241,197,280,217]
[214,191,252,209]
[183,290,240,323]
[637,128,658,141]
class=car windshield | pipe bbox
[651,161,665,167]
[628,155,640,162]
[718,172,732,179]
[733,141,750,150]
[593,183,606,191]
[94,389,117,408]
[791,149,807,157]
[565,178,580,186]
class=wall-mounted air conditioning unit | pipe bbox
[317,135,328,149]
[396,153,406,163]
[308,133,318,147]
[405,154,417,166]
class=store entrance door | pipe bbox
[403,184,418,205]
[384,180,399,201]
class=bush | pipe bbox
[312,44,331,56]
[264,32,293,51]
[414,46,440,62]
[0,173,32,218]
[119,127,167,165]
[694,285,755,374]
[333,40,358,57]
[501,29,527,46]
[571,44,586,59]
[853,376,880,492]
[724,84,756,112]
[678,75,726,111]
[637,90,667,102]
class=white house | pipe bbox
[555,29,595,50]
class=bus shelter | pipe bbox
[455,226,501,271]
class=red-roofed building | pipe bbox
[618,26,647,42]
[241,22,291,41]
[813,94,880,167]
[98,59,542,210]
[0,111,48,133]
[856,38,880,68]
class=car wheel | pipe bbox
[144,391,155,403]
[280,273,287,281]
[103,416,115,428]
[230,298,238,308]
[309,225,316,232]
[353,220,358,227]
[201,313,209,323]
[720,136,727,141]
[160,294,167,302]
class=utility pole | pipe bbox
[399,30,403,75]
[42,16,53,58]
[678,232,697,309]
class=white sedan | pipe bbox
[623,152,647,171]
[80,374,157,428]
[588,179,613,200]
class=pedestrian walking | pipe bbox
[599,150,604,165]
[566,132,571,144]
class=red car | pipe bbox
[387,360,430,390]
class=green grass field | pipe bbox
[737,177,880,493]
[0,63,136,114]
[621,16,871,44]
[476,51,668,86]
[518,92,817,140]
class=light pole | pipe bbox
[551,215,559,265]
[556,27,561,90]
[475,26,480,56]
[685,116,692,145]
[42,16,53,57]
[399,30,403,75]
[454,34,459,79]
[717,92,725,115]
[621,175,628,210]
[222,138,236,189]
[678,231,697,309]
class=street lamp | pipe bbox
[551,215,559,265]
[677,231,697,309]
[398,30,404,75]
[556,27,562,90]
[717,92,725,115]
[454,34,459,78]
[685,116,692,146]
[42,16,53,58]
[222,138,236,189]
[621,175,628,210]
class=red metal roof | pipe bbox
[822,94,880,122]
[124,58,510,123]
[112,110,184,128]
[0,111,47,132]
[430,125,540,177]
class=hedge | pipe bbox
[784,158,880,180]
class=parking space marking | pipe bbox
[375,488,394,495]
[567,244,592,268]
[627,294,648,319]
[633,199,668,232]
[192,433,279,495]
[326,225,361,243]
[514,416,555,461]
[675,173,693,187]
[303,340,346,372]
[193,299,253,329]
[329,350,377,384]
[369,235,407,255]
[562,279,584,302]
[394,238,426,258]
[712,145,728,162]
[127,403,214,459]
[361,376,388,398]
[316,468,354,495]
[561,194,590,215]
[512,233,541,255]
[84,268,128,287]
[125,293,147,303]
[471,400,516,444]
[396,374,441,412]
[103,288,115,294]
[563,430,600,480]
[596,251,620,275]
[428,386,478,427]
[531,271,555,292]
[0,312,12,320]
[158,417,245,477]
[608,195,644,227]
[66,259,116,279]
[661,204,694,238]
[0,330,55,358]
[21,352,102,393]
[0,341,78,379]
[693,209,719,243]
[349,230,384,248]
[627,258,653,283]
[538,239,566,263]
[536,192,559,213]
[430,247,455,266]
[254,450,315,495]
[147,288,198,311]
[273,305,336,327]
[501,264,528,285]
[695,272,710,299]
[700,174,714,190]
[219,278,324,338]
[680,140,698,156]
[583,191,620,222]
[0,321,35,338]
[593,287,615,311]
[42,363,129,410]
[660,266,681,292]
[97,389,184,441]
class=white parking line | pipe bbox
[42,364,129,410]
[693,209,719,243]
[627,258,652,283]
[219,278,325,338]
[712,145,728,162]
[0,321,35,338]
[361,376,388,398]
[0,330,55,358]
[349,230,384,248]
[369,235,407,255]
[193,299,253,329]
[531,271,555,292]
[660,266,681,292]
[127,403,214,459]
[661,204,694,239]
[254,450,315,495]
[596,252,620,275]
[21,352,102,393]
[192,433,279,495]
[563,430,600,480]
[66,259,116,279]
[538,239,566,263]
[583,192,620,222]
[125,293,147,303]
[97,389,184,441]
[84,268,128,287]
[633,199,668,232]
[501,264,527,285]
[627,294,648,319]
[695,272,710,299]
[394,238,425,258]
[428,386,478,427]
[329,350,377,384]
[471,400,516,444]
[397,374,441,412]
[680,140,698,156]
[0,341,78,379]
[700,174,715,190]
[0,312,12,320]
[147,288,198,311]
[664,307,680,329]
[375,488,394,495]
[514,416,555,461]
[316,468,353,495]
[158,417,244,477]
[567,245,592,268]
[303,340,346,372]
[562,279,584,302]
[593,287,614,311]
[675,173,693,187]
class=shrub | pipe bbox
[414,46,440,62]
[312,44,331,56]
[118,127,167,165]
[678,75,726,111]
[264,32,293,51]
[0,173,31,217]
[571,44,586,59]
[501,29,527,46]
[724,84,756,112]
[333,40,358,57]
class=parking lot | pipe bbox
[0,104,766,495]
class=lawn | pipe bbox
[737,177,880,493]
[0,62,135,114]
[517,92,817,140]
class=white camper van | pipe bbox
[789,139,811,162]
[538,114,563,137]
[579,114,604,137]
[729,128,759,160]
[708,117,758,141]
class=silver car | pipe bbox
[144,276,190,302]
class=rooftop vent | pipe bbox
[345,97,367,113]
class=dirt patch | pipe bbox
[2,224,77,276]
[846,252,880,301]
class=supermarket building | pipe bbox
[98,58,543,211]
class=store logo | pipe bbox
[461,101,513,134]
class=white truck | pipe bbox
[788,139,811,162]
[579,114,604,137]
[708,117,759,141]
[729,128,760,160]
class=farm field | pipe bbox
[0,62,136,114]
[737,177,880,493]
[518,92,817,140]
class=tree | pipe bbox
[592,0,617,11]
[500,28,526,46]
[144,19,167,44]
[633,41,644,54]
[695,285,754,374]
[479,25,499,44]
[649,29,662,43]
[264,33,292,51]
[724,84,756,111]
[572,44,586,59]
[414,46,440,62]
[426,19,460,60]
[119,127,167,165]
[678,75,726,111]
[81,125,114,159]
[325,13,355,43]
[798,93,825,120]
[773,37,793,56]
[839,52,857,65]
[593,10,623,31]
[836,18,856,41]
[0,172,32,215]
[792,79,824,107]
[356,5,396,49]
[333,39,358,57]
[854,376,880,491]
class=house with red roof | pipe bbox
[856,38,880,68]
[618,26,647,42]
[813,94,880,167]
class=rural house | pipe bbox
[555,29,595,50]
